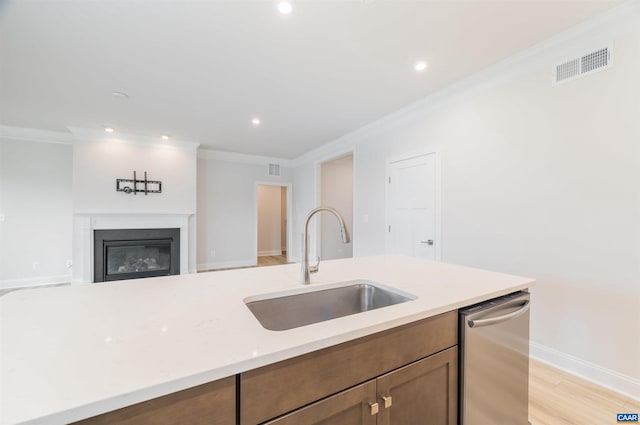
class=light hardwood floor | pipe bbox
[257,254,288,267]
[198,254,289,273]
[529,359,639,425]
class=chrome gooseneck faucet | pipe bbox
[301,207,350,285]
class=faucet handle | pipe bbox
[309,256,320,274]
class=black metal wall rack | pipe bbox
[116,171,162,195]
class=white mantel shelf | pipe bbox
[0,255,535,425]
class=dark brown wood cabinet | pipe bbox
[377,347,458,425]
[261,347,457,425]
[241,311,458,425]
[73,311,458,425]
[263,381,378,425]
[73,376,235,425]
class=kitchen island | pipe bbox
[0,255,534,425]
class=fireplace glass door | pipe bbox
[94,228,180,282]
[105,240,172,280]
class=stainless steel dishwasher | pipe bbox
[460,291,530,425]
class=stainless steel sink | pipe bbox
[245,281,416,331]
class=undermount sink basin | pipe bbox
[245,280,416,331]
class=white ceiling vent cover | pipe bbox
[268,163,280,176]
[553,46,612,86]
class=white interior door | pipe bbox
[387,153,438,260]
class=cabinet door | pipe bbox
[377,347,457,425]
[263,380,378,425]
[72,376,235,425]
[241,311,457,425]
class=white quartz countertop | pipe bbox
[0,255,534,425]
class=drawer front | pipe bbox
[73,376,236,425]
[263,380,378,425]
[241,311,457,425]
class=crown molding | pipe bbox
[67,127,200,152]
[0,125,74,145]
[3,1,637,164]
[197,148,293,167]
[0,125,201,152]
[291,0,640,166]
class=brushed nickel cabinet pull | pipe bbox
[381,395,393,408]
[369,402,379,415]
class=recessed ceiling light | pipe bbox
[161,135,170,140]
[111,91,129,100]
[252,118,261,126]
[414,61,428,72]
[277,1,293,14]
[104,127,115,133]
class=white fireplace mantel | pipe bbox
[72,213,196,284]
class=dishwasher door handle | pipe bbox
[468,300,530,328]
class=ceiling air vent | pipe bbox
[268,163,280,176]
[553,46,612,86]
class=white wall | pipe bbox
[257,185,282,256]
[291,8,640,396]
[196,157,292,270]
[0,139,73,287]
[72,140,197,214]
[320,155,353,260]
[291,162,318,262]
[70,138,199,282]
[281,186,287,252]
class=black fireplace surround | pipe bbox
[94,228,180,282]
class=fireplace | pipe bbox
[94,228,180,282]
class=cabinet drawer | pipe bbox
[241,311,457,425]
[73,376,236,425]
[263,380,378,425]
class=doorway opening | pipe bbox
[256,184,290,267]
[318,152,354,260]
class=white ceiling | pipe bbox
[0,0,622,159]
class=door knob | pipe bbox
[420,240,434,245]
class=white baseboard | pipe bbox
[0,274,72,290]
[70,269,198,285]
[530,341,640,401]
[258,250,282,257]
[197,259,256,271]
